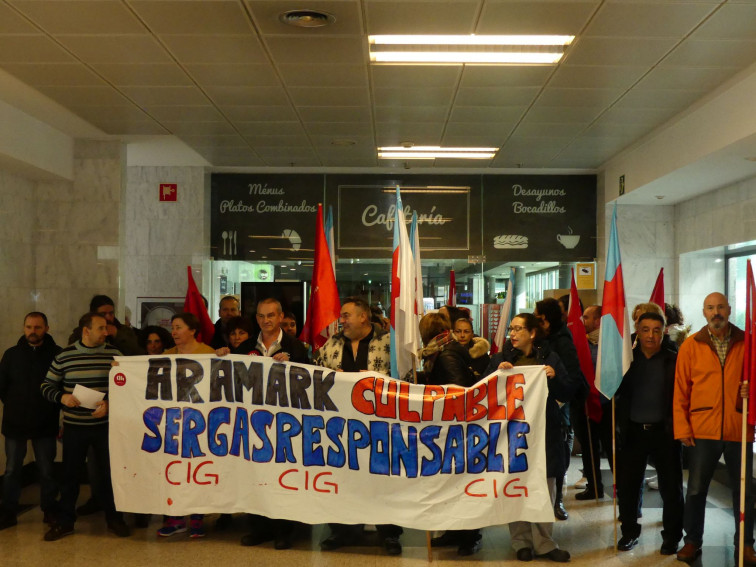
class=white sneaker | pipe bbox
[574,476,587,489]
[646,475,658,490]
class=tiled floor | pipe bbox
[0,458,746,566]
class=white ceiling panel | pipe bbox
[565,37,677,66]
[549,65,646,89]
[537,87,622,107]
[68,105,152,123]
[180,134,249,147]
[248,0,364,36]
[304,121,373,136]
[163,121,237,136]
[236,121,308,136]
[10,0,145,34]
[120,86,210,106]
[277,64,367,88]
[524,105,605,123]
[244,134,311,147]
[661,39,756,68]
[584,2,714,38]
[221,105,298,121]
[160,35,268,64]
[459,66,553,88]
[89,120,169,136]
[371,66,462,89]
[93,63,193,86]
[56,35,173,64]
[35,85,132,106]
[145,106,225,122]
[365,1,480,35]
[310,136,374,150]
[455,87,540,106]
[477,2,599,35]
[0,3,42,33]
[614,87,707,109]
[514,121,588,138]
[203,86,288,106]
[694,3,756,40]
[265,37,365,65]
[444,121,516,138]
[373,87,454,107]
[441,133,510,146]
[1,63,104,86]
[288,87,370,107]
[449,105,526,123]
[184,63,281,87]
[131,1,252,35]
[374,106,449,122]
[298,106,371,122]
[374,121,445,143]
[0,36,75,63]
[638,66,740,91]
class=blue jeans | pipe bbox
[683,438,754,546]
[2,436,58,515]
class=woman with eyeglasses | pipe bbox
[418,312,482,556]
[484,312,579,563]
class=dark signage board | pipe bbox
[326,174,482,259]
[210,174,323,261]
[481,175,596,261]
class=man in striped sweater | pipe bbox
[40,312,130,541]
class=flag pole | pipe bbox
[739,397,747,567]
[584,406,600,502]
[612,397,618,550]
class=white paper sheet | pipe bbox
[72,384,106,410]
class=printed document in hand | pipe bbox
[72,384,106,410]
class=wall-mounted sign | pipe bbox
[482,175,596,262]
[576,262,596,289]
[210,174,322,261]
[326,174,482,259]
[159,183,177,202]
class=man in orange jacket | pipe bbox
[673,292,754,564]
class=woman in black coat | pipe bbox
[484,313,578,563]
[418,312,481,556]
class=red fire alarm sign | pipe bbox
[159,183,177,202]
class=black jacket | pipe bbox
[615,343,677,446]
[0,334,61,438]
[546,323,589,403]
[485,339,579,478]
[233,333,310,364]
[425,341,477,388]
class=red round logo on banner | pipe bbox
[114,373,126,386]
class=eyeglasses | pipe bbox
[507,325,525,333]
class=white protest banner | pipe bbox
[109,356,552,529]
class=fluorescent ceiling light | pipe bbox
[369,34,574,65]
[377,146,497,159]
[370,35,574,46]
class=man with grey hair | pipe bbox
[673,292,754,564]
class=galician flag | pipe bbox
[596,204,632,398]
[299,203,341,351]
[390,187,420,381]
[491,268,515,355]
[409,211,425,325]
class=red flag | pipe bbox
[650,267,665,309]
[448,269,456,307]
[745,260,756,425]
[183,266,215,345]
[300,203,341,351]
[567,269,602,422]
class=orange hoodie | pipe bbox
[673,324,754,443]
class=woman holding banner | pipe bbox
[419,312,482,556]
[158,313,214,538]
[485,313,577,563]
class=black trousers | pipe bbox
[618,422,684,542]
[329,523,403,539]
[571,401,613,491]
[58,423,120,526]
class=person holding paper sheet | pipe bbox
[40,312,130,541]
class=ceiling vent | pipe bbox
[279,10,335,28]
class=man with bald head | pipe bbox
[673,292,754,564]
